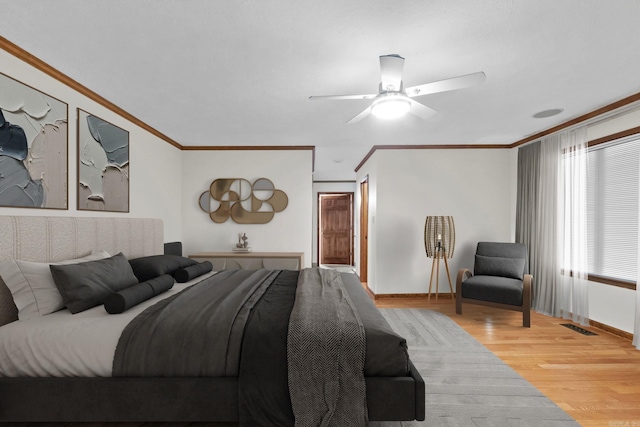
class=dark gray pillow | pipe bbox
[474,254,525,280]
[104,274,174,314]
[128,254,198,282]
[50,253,139,314]
[174,261,213,283]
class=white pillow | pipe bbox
[0,250,111,321]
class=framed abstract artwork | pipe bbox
[0,72,68,209]
[77,109,129,212]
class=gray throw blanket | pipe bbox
[287,268,368,426]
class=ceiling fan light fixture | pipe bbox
[371,95,411,120]
[309,54,485,124]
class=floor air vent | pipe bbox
[561,324,597,336]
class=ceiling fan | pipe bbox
[309,54,485,124]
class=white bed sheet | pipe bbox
[0,272,216,377]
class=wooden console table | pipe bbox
[189,251,304,271]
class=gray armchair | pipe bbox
[456,242,533,327]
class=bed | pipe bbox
[0,215,425,424]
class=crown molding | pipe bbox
[354,144,507,173]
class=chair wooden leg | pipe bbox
[455,268,468,315]
[442,255,455,303]
[523,308,530,327]
[522,274,532,327]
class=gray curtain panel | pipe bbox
[515,141,540,305]
[515,139,561,315]
[515,141,540,266]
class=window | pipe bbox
[586,135,640,284]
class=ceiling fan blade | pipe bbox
[408,98,437,120]
[405,71,486,98]
[380,54,405,92]
[346,105,372,124]
[309,94,377,101]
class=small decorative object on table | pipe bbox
[233,232,251,252]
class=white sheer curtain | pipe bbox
[529,128,589,325]
[557,128,589,326]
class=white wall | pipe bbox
[589,281,636,333]
[587,107,640,141]
[0,48,183,242]
[357,148,514,295]
[181,150,313,267]
[355,154,379,291]
[312,181,357,265]
[509,147,519,242]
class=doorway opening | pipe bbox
[318,192,354,269]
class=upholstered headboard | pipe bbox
[0,215,164,326]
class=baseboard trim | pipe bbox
[589,319,633,341]
[364,284,376,300]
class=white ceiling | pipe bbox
[2,0,640,180]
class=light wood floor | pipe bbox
[374,295,640,427]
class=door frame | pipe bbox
[317,192,354,266]
[359,177,369,282]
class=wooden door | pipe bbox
[359,179,368,282]
[319,193,353,265]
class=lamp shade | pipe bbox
[424,216,455,259]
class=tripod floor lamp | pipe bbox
[424,216,456,304]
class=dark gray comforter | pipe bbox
[113,269,281,377]
[112,268,409,425]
